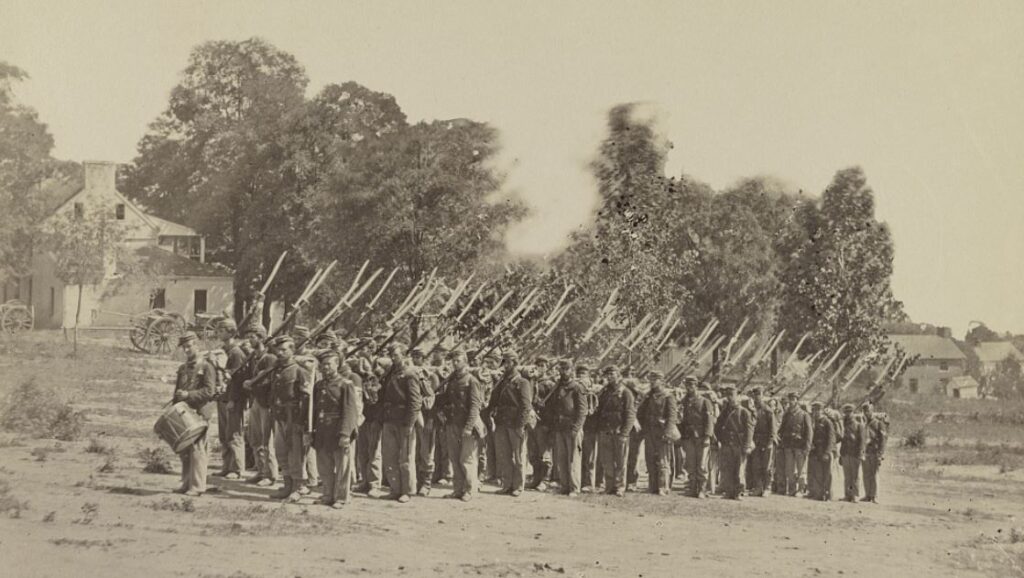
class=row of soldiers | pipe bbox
[170,317,888,508]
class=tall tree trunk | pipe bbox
[74,283,82,358]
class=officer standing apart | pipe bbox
[172,332,217,496]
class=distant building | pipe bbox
[946,375,980,399]
[887,332,966,396]
[974,341,1024,375]
[0,161,234,329]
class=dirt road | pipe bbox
[1,339,1022,577]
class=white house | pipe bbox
[1,161,234,329]
[974,341,1024,376]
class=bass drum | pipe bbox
[154,401,208,453]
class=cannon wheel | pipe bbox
[1,304,33,335]
[129,314,182,354]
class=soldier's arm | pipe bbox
[405,372,422,428]
[876,422,888,457]
[742,409,755,451]
[187,360,218,405]
[571,387,587,433]
[802,413,814,451]
[516,378,533,431]
[665,394,679,427]
[466,376,484,433]
[702,400,715,439]
[338,380,360,444]
[622,389,637,435]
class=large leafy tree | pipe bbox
[0,62,77,279]
[121,38,309,317]
[777,167,902,359]
[556,103,691,355]
[302,118,528,337]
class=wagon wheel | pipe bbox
[1,306,33,335]
[129,321,154,353]
[149,317,182,355]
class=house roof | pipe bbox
[148,214,198,237]
[887,334,966,361]
[949,375,979,390]
[118,245,233,278]
[974,341,1024,364]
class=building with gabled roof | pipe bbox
[974,341,1024,375]
[887,332,967,396]
[1,161,233,329]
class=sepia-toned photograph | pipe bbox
[1,1,1023,576]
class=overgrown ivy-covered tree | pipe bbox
[777,167,902,359]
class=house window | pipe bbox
[194,289,207,314]
[159,236,172,247]
[909,378,919,393]
[115,203,126,220]
[150,288,166,310]
[49,287,55,318]
[939,361,949,371]
[74,202,84,218]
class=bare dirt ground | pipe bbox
[1,332,1023,577]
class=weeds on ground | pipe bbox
[0,479,29,518]
[149,496,195,513]
[85,437,115,455]
[97,453,118,473]
[0,379,86,441]
[42,511,56,523]
[903,428,928,448]
[74,502,99,525]
[50,538,116,549]
[139,447,174,474]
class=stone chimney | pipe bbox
[937,326,953,339]
[83,161,118,192]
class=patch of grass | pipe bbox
[0,479,29,518]
[49,538,116,549]
[97,453,118,473]
[0,379,86,441]
[0,436,24,447]
[85,437,115,455]
[138,447,174,474]
[903,428,928,448]
[149,496,195,513]
[74,502,99,525]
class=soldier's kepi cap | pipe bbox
[786,392,799,400]
[748,386,763,395]
[242,320,266,337]
[387,340,408,353]
[316,329,338,345]
[292,325,311,340]
[316,348,340,364]
[535,355,550,365]
[810,401,824,408]
[410,346,426,357]
[841,403,855,412]
[683,376,698,386]
[647,369,664,379]
[502,349,519,362]
[602,365,620,375]
[446,347,467,359]
[718,384,736,393]
[178,331,199,347]
[483,348,501,361]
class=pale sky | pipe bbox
[2,1,1023,336]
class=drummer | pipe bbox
[173,331,218,496]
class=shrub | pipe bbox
[139,447,174,474]
[97,453,118,473]
[0,479,29,519]
[903,428,928,448]
[0,379,86,441]
[75,502,99,525]
[150,497,195,513]
[42,511,56,523]
[85,438,115,455]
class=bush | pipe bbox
[0,379,86,441]
[85,437,115,456]
[97,454,118,473]
[0,479,29,519]
[139,447,174,474]
[903,428,928,448]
